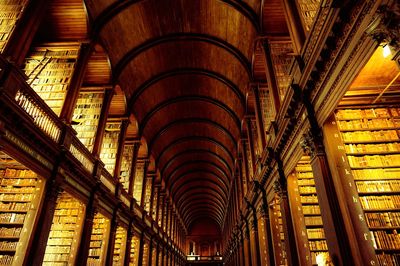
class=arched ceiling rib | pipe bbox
[84,0,260,230]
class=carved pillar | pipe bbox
[281,0,306,54]
[245,199,261,266]
[128,141,141,196]
[240,215,252,266]
[60,43,93,122]
[92,88,114,157]
[300,88,357,265]
[254,181,275,266]
[274,154,299,266]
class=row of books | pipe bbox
[0,193,32,201]
[341,130,398,142]
[0,202,29,211]
[348,154,400,168]
[299,186,317,193]
[113,227,127,266]
[365,212,400,228]
[307,228,325,239]
[309,240,328,251]
[360,195,400,209]
[302,205,321,215]
[0,213,25,223]
[356,181,400,193]
[300,195,319,204]
[346,143,400,154]
[0,227,21,237]
[352,168,400,180]
[0,241,17,250]
[377,253,400,266]
[297,178,315,186]
[0,169,36,178]
[304,216,323,226]
[336,108,394,120]
[373,230,400,249]
[1,178,36,186]
[338,118,398,130]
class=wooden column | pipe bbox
[26,168,63,264]
[137,232,145,266]
[241,141,251,191]
[105,209,119,265]
[252,85,267,149]
[237,227,245,266]
[240,216,252,266]
[301,88,356,265]
[3,0,51,66]
[148,237,154,266]
[140,159,150,208]
[246,199,261,266]
[155,242,160,266]
[281,0,306,54]
[262,40,281,112]
[76,185,99,264]
[113,119,129,179]
[128,141,141,195]
[60,43,93,123]
[124,220,134,266]
[275,154,299,266]
[92,88,114,157]
[245,118,257,175]
[255,181,275,266]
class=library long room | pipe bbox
[0,0,399,266]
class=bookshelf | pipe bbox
[0,0,28,52]
[290,157,329,265]
[132,162,144,205]
[129,234,140,266]
[23,44,80,116]
[143,177,152,213]
[141,240,149,266]
[334,107,400,264]
[100,121,121,176]
[269,196,287,266]
[72,90,104,153]
[43,191,85,265]
[0,152,45,266]
[269,41,294,101]
[112,226,127,266]
[295,0,321,32]
[151,187,158,221]
[87,212,110,266]
[119,144,134,192]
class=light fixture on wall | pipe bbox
[383,44,392,58]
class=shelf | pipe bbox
[309,249,328,252]
[346,151,400,156]
[0,210,28,213]
[344,140,399,144]
[369,226,400,230]
[300,202,319,205]
[358,191,400,195]
[340,127,400,132]
[375,249,400,253]
[305,224,324,228]
[308,237,326,241]
[0,236,19,240]
[0,223,24,226]
[351,165,400,169]
[363,208,400,212]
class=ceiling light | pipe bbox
[383,44,391,58]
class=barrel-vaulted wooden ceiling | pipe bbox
[51,0,289,229]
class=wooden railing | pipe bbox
[5,65,62,143]
[69,136,95,173]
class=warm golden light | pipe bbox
[383,44,391,58]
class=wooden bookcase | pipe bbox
[269,196,287,266]
[72,89,104,153]
[269,41,294,101]
[0,0,28,52]
[132,161,144,205]
[43,191,85,265]
[87,212,110,265]
[119,144,134,192]
[295,0,321,32]
[129,234,140,266]
[288,157,329,265]
[141,239,149,266]
[143,177,152,213]
[23,44,80,116]
[331,107,400,265]
[112,226,127,266]
[100,121,121,176]
[0,151,45,266]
